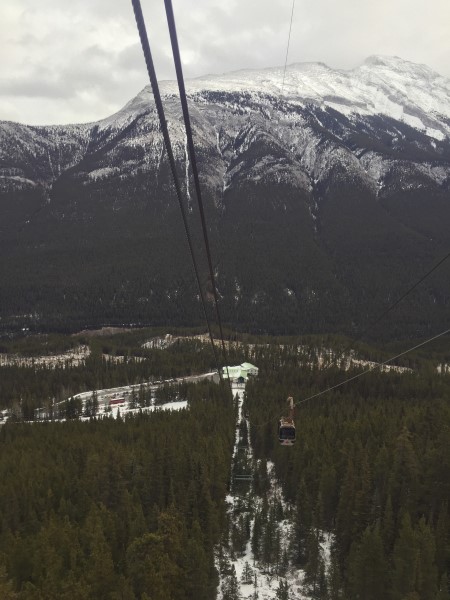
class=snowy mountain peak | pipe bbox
[362,54,423,69]
[1,58,449,337]
[13,56,447,145]
[1,55,449,201]
[360,54,440,78]
[103,56,449,142]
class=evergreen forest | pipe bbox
[0,380,235,599]
[244,344,450,599]
[0,333,449,598]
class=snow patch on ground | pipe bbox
[217,383,331,599]
[0,345,90,368]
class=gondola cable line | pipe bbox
[293,249,450,419]
[270,326,450,443]
[343,249,450,350]
[162,0,232,389]
[281,0,296,96]
[295,325,450,407]
[131,0,225,387]
[251,246,450,439]
[131,0,450,412]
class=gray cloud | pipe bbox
[1,76,71,99]
[0,0,448,125]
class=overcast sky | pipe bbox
[1,0,449,125]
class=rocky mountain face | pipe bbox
[1,56,449,337]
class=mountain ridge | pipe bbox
[100,55,450,141]
[0,55,449,337]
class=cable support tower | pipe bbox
[163,0,232,388]
[131,0,225,386]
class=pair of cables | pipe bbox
[131,0,231,390]
[292,249,450,407]
[132,0,450,402]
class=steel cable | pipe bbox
[131,0,224,385]
[163,0,232,390]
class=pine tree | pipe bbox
[335,455,356,561]
[318,463,337,530]
[327,547,344,600]
[231,515,247,556]
[279,547,289,576]
[381,493,395,553]
[0,565,18,599]
[85,509,117,599]
[262,506,277,569]
[304,527,326,598]
[436,573,450,600]
[352,449,372,535]
[348,524,389,600]
[436,502,450,577]
[92,390,99,416]
[252,511,262,562]
[184,521,210,600]
[129,388,138,409]
[291,481,311,566]
[276,579,290,600]
[391,512,418,600]
[390,428,419,514]
[241,561,254,585]
[126,532,180,600]
[83,396,92,417]
[222,565,241,600]
[415,517,438,600]
[139,384,145,408]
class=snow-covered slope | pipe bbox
[94,54,450,147]
[160,55,450,141]
[1,55,450,196]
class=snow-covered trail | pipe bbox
[69,371,216,409]
[217,383,332,600]
[16,372,217,424]
[218,384,297,599]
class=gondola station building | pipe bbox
[219,362,258,383]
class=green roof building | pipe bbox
[221,362,258,381]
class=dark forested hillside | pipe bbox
[1,151,449,339]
